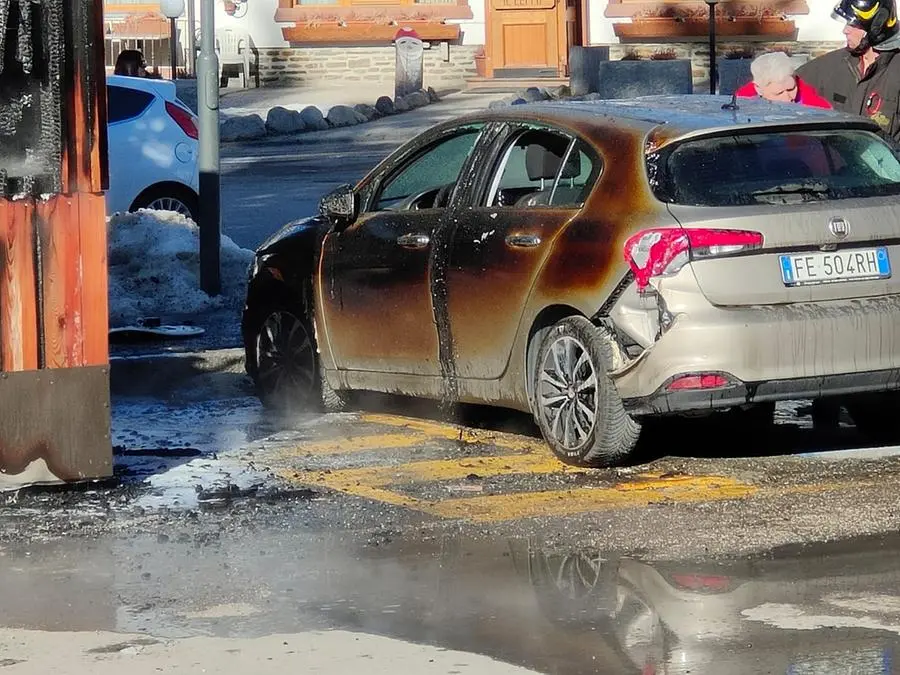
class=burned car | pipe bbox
[243,95,900,467]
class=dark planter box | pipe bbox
[569,45,610,96]
[595,59,693,99]
[717,58,753,96]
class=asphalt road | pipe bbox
[219,92,503,252]
[14,92,900,673]
[4,387,900,674]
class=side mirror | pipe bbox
[319,184,358,229]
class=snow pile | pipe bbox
[108,210,254,325]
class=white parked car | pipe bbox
[106,75,200,221]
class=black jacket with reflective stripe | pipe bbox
[797,48,900,143]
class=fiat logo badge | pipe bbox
[828,217,850,239]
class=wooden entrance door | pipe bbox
[488,0,562,77]
[485,0,586,78]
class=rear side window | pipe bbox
[108,86,154,124]
[651,129,900,206]
[550,142,598,207]
[486,129,600,208]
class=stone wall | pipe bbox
[607,40,844,89]
[257,45,481,91]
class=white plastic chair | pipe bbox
[216,28,254,88]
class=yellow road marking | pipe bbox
[275,413,551,458]
[360,413,482,438]
[290,453,568,493]
[275,433,430,457]
[359,413,549,453]
[283,449,765,523]
[427,475,757,522]
[273,412,890,523]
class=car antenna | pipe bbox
[721,92,739,111]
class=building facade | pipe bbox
[105,0,847,90]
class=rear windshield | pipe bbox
[650,129,900,206]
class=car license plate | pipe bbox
[780,247,891,286]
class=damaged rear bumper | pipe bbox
[622,367,900,417]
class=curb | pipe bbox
[109,347,246,397]
[220,87,443,144]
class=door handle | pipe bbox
[397,233,430,249]
[506,233,542,248]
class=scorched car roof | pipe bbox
[454,94,879,148]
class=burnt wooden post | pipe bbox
[0,0,112,489]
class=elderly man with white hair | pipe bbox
[735,51,832,108]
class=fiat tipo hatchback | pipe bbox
[243,95,900,466]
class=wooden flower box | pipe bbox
[614,16,797,40]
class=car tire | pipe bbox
[249,301,348,414]
[131,185,199,223]
[533,316,640,467]
[846,392,900,445]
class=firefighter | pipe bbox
[797,0,900,142]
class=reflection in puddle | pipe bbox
[1,532,899,674]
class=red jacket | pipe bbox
[734,77,832,109]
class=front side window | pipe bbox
[653,129,900,206]
[485,129,598,208]
[373,126,483,211]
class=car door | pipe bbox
[105,84,156,214]
[320,124,485,376]
[444,125,602,380]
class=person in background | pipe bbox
[735,51,832,108]
[114,50,148,78]
[797,4,900,431]
[797,0,900,142]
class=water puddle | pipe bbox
[2,530,900,674]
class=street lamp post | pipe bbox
[706,0,720,95]
[160,0,185,80]
[197,0,221,295]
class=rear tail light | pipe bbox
[667,373,732,391]
[166,101,199,140]
[623,228,763,292]
[669,573,732,593]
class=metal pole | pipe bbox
[197,0,221,295]
[170,17,178,80]
[187,0,197,77]
[707,1,717,95]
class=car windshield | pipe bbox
[651,129,900,206]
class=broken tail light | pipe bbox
[667,373,732,391]
[669,573,733,593]
[166,101,199,140]
[624,228,763,292]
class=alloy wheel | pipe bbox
[255,310,316,401]
[550,552,606,600]
[537,335,599,450]
[146,196,192,217]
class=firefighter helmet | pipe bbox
[833,0,899,50]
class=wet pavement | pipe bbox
[6,390,900,553]
[3,519,900,673]
[5,390,900,672]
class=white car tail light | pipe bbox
[165,101,199,140]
